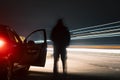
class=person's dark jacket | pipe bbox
[50,24,70,47]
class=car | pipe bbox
[0,25,47,80]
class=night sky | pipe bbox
[0,0,120,38]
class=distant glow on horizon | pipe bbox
[47,48,120,54]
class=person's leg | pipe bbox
[53,56,59,74]
[53,45,59,75]
[61,48,67,74]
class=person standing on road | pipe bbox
[50,19,70,75]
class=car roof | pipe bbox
[0,25,22,43]
[0,24,14,31]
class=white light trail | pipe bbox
[47,48,120,54]
[70,21,120,32]
[71,32,120,40]
[72,25,120,34]
[71,27,120,38]
[90,28,120,34]
[70,21,120,40]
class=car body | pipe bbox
[0,25,47,80]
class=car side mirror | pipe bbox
[28,40,35,45]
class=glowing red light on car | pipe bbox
[0,40,5,47]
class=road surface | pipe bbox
[13,47,120,80]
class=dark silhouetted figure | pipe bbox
[50,19,70,76]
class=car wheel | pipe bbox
[7,64,13,80]
[0,60,13,80]
[17,65,30,75]
[22,65,30,73]
[0,65,8,80]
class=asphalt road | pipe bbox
[13,48,120,80]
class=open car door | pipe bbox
[24,29,47,67]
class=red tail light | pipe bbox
[0,38,14,57]
[0,40,5,48]
[0,39,9,56]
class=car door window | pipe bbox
[26,31,45,44]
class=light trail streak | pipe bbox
[70,21,120,32]
[90,28,120,34]
[72,25,120,35]
[71,32,120,40]
[71,28,120,38]
[72,28,120,37]
[70,21,120,41]
[47,48,120,54]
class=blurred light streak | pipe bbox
[71,32,120,40]
[70,21,120,32]
[47,48,120,54]
[90,28,120,34]
[72,25,120,34]
[70,21,120,41]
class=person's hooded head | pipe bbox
[56,19,64,26]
